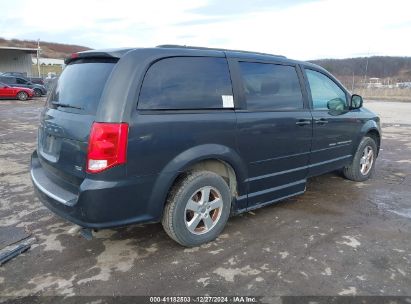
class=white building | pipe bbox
[0,46,38,76]
[366,77,383,88]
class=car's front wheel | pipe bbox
[162,171,232,247]
[343,136,378,181]
[17,91,28,101]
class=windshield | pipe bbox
[49,58,117,114]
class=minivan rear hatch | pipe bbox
[37,56,118,185]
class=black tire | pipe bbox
[17,91,28,101]
[34,89,42,97]
[162,171,232,247]
[343,136,377,182]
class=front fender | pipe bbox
[352,119,381,155]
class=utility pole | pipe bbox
[351,71,355,92]
[363,51,370,88]
[37,39,41,77]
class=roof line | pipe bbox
[0,46,39,53]
[156,44,286,58]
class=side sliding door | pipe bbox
[231,58,313,210]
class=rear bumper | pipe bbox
[31,150,161,229]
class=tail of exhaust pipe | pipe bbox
[68,225,93,240]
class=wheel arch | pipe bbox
[182,158,238,198]
[354,120,381,156]
[146,144,248,221]
[365,128,381,155]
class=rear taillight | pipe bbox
[87,122,129,173]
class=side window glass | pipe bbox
[238,62,303,111]
[305,69,347,110]
[138,57,233,110]
[17,78,27,84]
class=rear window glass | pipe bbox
[49,58,116,114]
[138,57,233,110]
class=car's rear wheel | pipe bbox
[17,91,28,101]
[34,89,42,97]
[162,171,231,247]
[343,136,377,181]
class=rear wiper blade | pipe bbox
[51,102,84,110]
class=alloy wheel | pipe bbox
[360,145,374,175]
[184,186,223,235]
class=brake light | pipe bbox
[87,122,129,173]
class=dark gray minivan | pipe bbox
[31,45,381,247]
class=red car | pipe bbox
[0,82,34,100]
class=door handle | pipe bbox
[295,119,311,126]
[315,118,328,125]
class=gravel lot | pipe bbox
[0,99,410,299]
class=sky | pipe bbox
[1,0,411,60]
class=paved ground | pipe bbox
[0,99,410,298]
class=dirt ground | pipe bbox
[0,99,410,300]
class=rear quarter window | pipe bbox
[49,58,117,114]
[138,57,233,110]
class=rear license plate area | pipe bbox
[38,129,62,162]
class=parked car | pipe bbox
[0,82,34,100]
[44,74,58,91]
[0,72,27,77]
[31,46,381,247]
[28,77,45,86]
[0,76,47,97]
[1,72,45,85]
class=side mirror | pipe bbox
[350,94,363,109]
